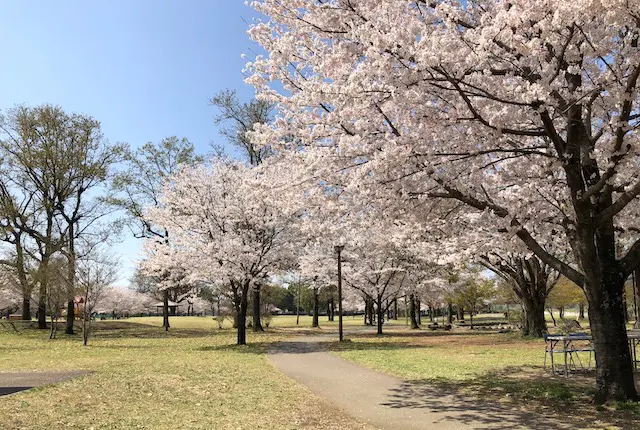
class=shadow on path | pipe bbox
[268,332,577,430]
[0,370,93,397]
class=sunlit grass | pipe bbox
[0,322,370,430]
[124,314,403,330]
[332,329,638,428]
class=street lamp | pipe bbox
[334,244,345,342]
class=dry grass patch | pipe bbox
[0,321,370,430]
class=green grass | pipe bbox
[124,314,403,330]
[0,320,369,430]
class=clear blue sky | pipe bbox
[0,1,264,286]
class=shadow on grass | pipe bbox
[382,367,638,429]
[198,339,428,355]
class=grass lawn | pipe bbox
[124,314,405,330]
[0,320,370,430]
[331,328,640,429]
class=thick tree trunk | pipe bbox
[37,259,49,329]
[162,289,170,331]
[417,300,421,325]
[393,298,398,320]
[428,305,434,322]
[521,295,547,338]
[634,269,640,329]
[459,306,465,321]
[21,296,31,320]
[579,303,586,320]
[252,286,264,332]
[376,301,384,335]
[312,287,319,328]
[65,300,75,335]
[585,275,637,403]
[237,281,250,345]
[559,306,564,319]
[409,294,419,329]
[447,302,454,324]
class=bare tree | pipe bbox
[113,137,201,330]
[76,248,119,346]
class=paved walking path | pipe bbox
[0,370,92,396]
[268,331,571,430]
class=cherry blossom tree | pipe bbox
[142,158,298,345]
[248,0,640,402]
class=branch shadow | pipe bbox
[198,339,428,355]
[382,369,638,429]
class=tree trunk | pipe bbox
[15,238,32,321]
[622,294,629,323]
[447,302,454,324]
[470,311,474,329]
[547,308,556,326]
[428,305,434,322]
[584,273,637,403]
[417,300,421,325]
[376,300,384,335]
[65,222,76,335]
[393,298,398,320]
[37,254,50,330]
[22,296,31,320]
[459,306,465,321]
[237,281,250,345]
[252,286,264,332]
[82,295,89,347]
[409,294,419,329]
[579,302,586,320]
[633,269,640,329]
[162,289,170,331]
[521,295,547,338]
[65,300,75,335]
[312,287,319,328]
[329,296,335,321]
[559,306,564,319]
[296,284,301,325]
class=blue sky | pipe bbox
[0,1,264,285]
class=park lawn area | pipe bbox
[125,314,393,329]
[0,321,370,430]
[331,329,640,429]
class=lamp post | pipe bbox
[334,244,344,342]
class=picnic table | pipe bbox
[544,331,640,376]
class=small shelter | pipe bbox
[153,300,181,316]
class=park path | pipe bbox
[268,329,572,430]
[0,370,92,396]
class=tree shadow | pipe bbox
[198,339,428,355]
[382,368,638,429]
